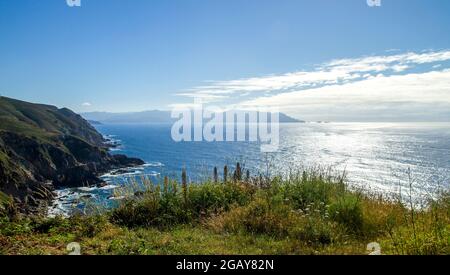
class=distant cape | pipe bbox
[81,110,304,124]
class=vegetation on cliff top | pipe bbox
[0,96,143,213]
[0,96,104,144]
[1,167,448,255]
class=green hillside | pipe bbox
[0,96,104,145]
[0,97,143,214]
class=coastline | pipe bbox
[48,163,161,217]
[48,134,151,217]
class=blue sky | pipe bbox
[1,0,450,121]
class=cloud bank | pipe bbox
[177,50,450,121]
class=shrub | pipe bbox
[383,192,450,255]
[208,196,298,238]
[31,216,70,234]
[385,225,450,255]
[0,192,9,217]
[360,198,406,238]
[111,180,253,228]
[69,214,109,238]
[110,195,181,228]
[289,201,344,246]
[0,193,18,219]
[188,182,252,216]
[0,217,33,236]
[292,218,336,246]
[283,171,345,211]
[329,194,364,234]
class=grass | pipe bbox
[0,96,102,143]
[0,168,449,255]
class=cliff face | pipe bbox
[0,97,144,213]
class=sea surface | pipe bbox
[48,122,450,216]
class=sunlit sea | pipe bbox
[48,122,450,216]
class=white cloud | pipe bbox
[179,49,450,101]
[237,69,450,121]
[392,65,409,72]
[82,102,92,107]
[176,93,229,103]
[176,49,450,121]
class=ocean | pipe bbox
[48,122,450,216]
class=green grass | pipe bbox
[0,96,113,195]
[0,96,105,149]
[0,169,449,255]
[0,192,12,218]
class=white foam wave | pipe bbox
[78,186,97,192]
[108,195,126,201]
[100,184,119,190]
[142,162,164,167]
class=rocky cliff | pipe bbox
[0,96,144,213]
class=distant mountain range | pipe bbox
[82,110,304,124]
